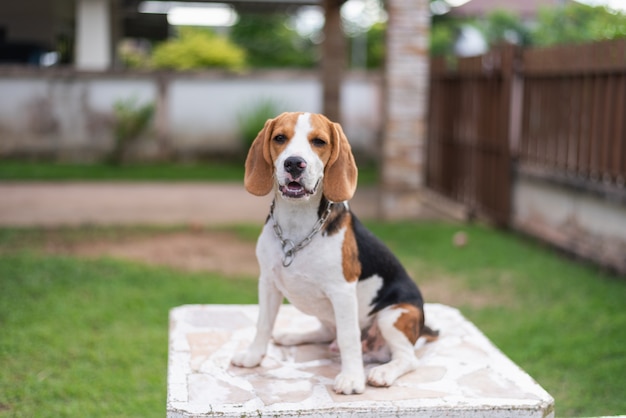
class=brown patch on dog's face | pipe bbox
[270,112,334,200]
[265,113,335,165]
[306,113,336,165]
[393,303,424,345]
[267,112,299,162]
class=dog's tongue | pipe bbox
[281,181,307,198]
[287,182,304,192]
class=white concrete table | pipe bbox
[167,304,554,417]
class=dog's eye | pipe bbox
[273,134,287,144]
[311,138,326,147]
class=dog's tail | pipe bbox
[421,325,440,343]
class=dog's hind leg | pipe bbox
[273,323,335,346]
[367,304,422,387]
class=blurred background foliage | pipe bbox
[229,13,318,68]
[533,2,626,46]
[431,2,626,58]
[150,27,246,70]
[118,1,626,70]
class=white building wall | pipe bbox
[0,70,382,159]
[168,77,320,151]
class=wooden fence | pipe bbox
[520,40,626,188]
[427,40,626,226]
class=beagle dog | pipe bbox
[231,112,438,395]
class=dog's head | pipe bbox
[244,112,358,203]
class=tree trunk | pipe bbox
[321,0,346,123]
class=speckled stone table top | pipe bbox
[167,304,554,417]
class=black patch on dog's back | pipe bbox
[352,215,425,315]
[319,197,349,236]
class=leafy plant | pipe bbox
[532,3,626,46]
[430,19,458,57]
[348,21,386,69]
[118,39,151,69]
[109,97,155,165]
[429,2,626,59]
[237,99,282,149]
[481,10,531,47]
[151,27,246,71]
[230,13,317,68]
[365,22,386,69]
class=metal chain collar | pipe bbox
[270,200,333,267]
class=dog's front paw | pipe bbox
[367,364,396,387]
[367,357,418,387]
[333,371,365,395]
[231,350,264,368]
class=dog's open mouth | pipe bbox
[279,181,316,199]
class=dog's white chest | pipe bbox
[256,222,346,323]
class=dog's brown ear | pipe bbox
[244,117,275,196]
[324,121,358,202]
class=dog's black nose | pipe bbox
[284,157,307,177]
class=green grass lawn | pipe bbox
[1,223,625,417]
[368,222,626,417]
[0,160,247,182]
[0,160,380,185]
[0,251,258,417]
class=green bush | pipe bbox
[430,2,626,59]
[480,10,531,47]
[151,27,246,71]
[230,14,317,68]
[109,97,155,164]
[237,99,282,148]
[430,20,458,57]
[532,3,626,46]
[365,22,386,69]
[118,40,151,69]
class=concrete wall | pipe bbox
[0,69,382,161]
[426,170,626,273]
[512,171,626,274]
